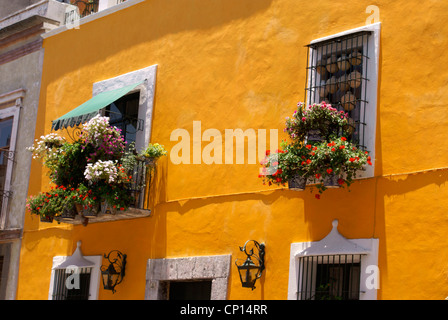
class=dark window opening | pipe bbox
[305,31,371,150]
[105,91,142,147]
[52,268,92,300]
[169,280,212,300]
[298,254,363,300]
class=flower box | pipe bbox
[288,174,307,191]
[26,115,166,225]
[260,102,372,198]
[323,174,341,189]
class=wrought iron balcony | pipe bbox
[56,158,152,226]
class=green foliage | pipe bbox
[259,101,372,196]
[141,143,167,160]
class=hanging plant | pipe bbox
[259,141,312,189]
[26,115,167,222]
[285,102,349,142]
[307,136,372,195]
[259,101,372,199]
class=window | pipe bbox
[305,23,380,178]
[104,91,143,147]
[0,89,22,230]
[48,242,102,300]
[0,243,11,299]
[169,280,213,300]
[145,255,231,300]
[297,254,362,300]
[288,220,379,300]
[92,64,157,153]
[51,267,92,300]
[94,65,157,209]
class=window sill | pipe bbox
[56,207,151,225]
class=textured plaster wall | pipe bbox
[16,0,448,300]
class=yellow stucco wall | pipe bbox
[16,0,448,300]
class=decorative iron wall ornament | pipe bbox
[101,250,127,293]
[235,240,265,290]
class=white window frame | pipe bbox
[48,255,102,300]
[0,89,23,229]
[306,22,381,179]
[287,220,379,300]
[92,64,157,153]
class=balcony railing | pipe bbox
[57,158,152,226]
[65,0,128,24]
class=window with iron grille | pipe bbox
[297,254,363,300]
[51,267,92,300]
[305,31,371,150]
[303,23,380,180]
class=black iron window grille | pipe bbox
[52,267,92,300]
[305,31,371,150]
[297,254,363,300]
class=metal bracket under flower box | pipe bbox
[57,207,151,226]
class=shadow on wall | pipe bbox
[48,0,274,76]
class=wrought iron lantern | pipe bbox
[235,240,265,290]
[100,250,126,294]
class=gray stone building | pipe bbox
[0,0,72,299]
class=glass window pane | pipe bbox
[0,117,13,191]
[105,92,140,147]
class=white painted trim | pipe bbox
[287,220,379,300]
[0,103,22,229]
[48,255,102,300]
[41,0,145,39]
[92,64,157,153]
[306,23,380,179]
[0,89,26,107]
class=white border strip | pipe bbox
[41,0,145,39]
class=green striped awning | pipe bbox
[51,81,143,131]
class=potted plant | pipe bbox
[26,188,66,223]
[27,115,168,222]
[139,143,167,167]
[308,136,372,194]
[79,115,126,163]
[285,102,349,142]
[259,141,313,191]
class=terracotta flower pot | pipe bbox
[81,203,100,218]
[349,50,362,66]
[61,205,77,220]
[288,174,307,191]
[101,200,117,215]
[341,92,356,111]
[326,76,338,94]
[323,174,341,188]
[326,55,338,73]
[40,215,54,223]
[75,203,83,215]
[337,54,351,71]
[348,71,362,89]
